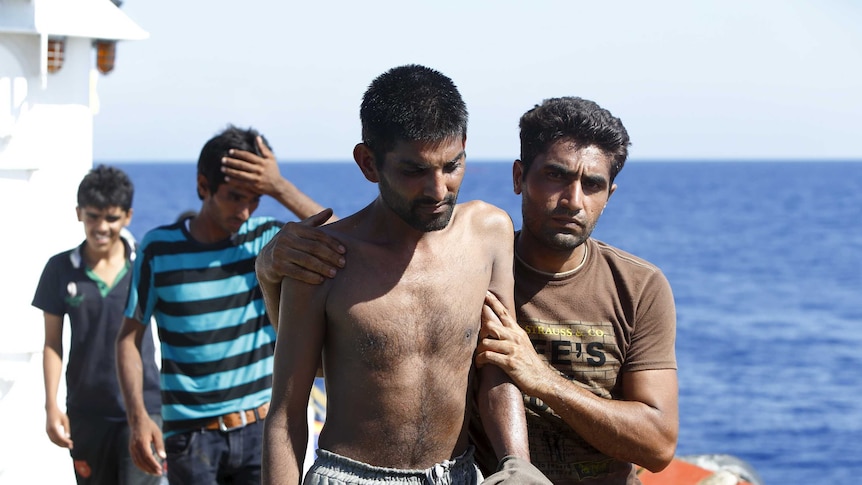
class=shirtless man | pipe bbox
[261,64,529,484]
[259,97,678,484]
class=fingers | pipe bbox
[221,154,262,183]
[475,338,509,371]
[484,291,519,329]
[258,215,345,285]
[480,303,503,339]
[484,291,508,316]
[130,430,163,476]
[46,413,73,449]
[153,431,166,462]
[47,424,73,449]
[281,218,346,266]
[257,135,274,159]
[302,209,336,228]
[277,243,342,281]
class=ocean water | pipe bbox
[115,160,862,485]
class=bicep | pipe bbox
[117,317,148,349]
[485,209,516,310]
[43,313,63,347]
[270,278,327,414]
[622,368,679,418]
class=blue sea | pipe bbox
[115,160,862,485]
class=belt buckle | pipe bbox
[218,410,247,432]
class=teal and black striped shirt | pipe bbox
[125,216,282,435]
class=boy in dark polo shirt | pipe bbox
[33,165,162,485]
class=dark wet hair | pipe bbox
[519,97,630,182]
[196,124,271,199]
[77,164,134,211]
[360,64,467,167]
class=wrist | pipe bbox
[270,176,294,198]
[126,405,151,424]
[525,364,563,401]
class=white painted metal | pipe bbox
[0,1,147,481]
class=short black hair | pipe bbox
[196,124,271,199]
[360,64,467,166]
[77,164,134,211]
[519,97,630,182]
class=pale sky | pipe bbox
[93,0,862,162]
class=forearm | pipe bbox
[255,257,283,329]
[479,365,530,461]
[42,344,63,411]
[270,178,333,221]
[531,372,676,470]
[261,398,308,485]
[116,321,149,421]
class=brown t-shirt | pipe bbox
[473,236,677,484]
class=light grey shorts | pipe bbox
[303,447,483,485]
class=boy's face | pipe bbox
[198,176,261,238]
[76,205,132,254]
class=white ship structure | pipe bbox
[0,0,146,481]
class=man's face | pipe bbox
[376,137,466,232]
[76,205,132,253]
[201,178,261,237]
[515,139,616,251]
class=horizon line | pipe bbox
[99,157,862,165]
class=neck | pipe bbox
[189,212,230,244]
[366,197,449,248]
[515,233,588,274]
[83,239,126,268]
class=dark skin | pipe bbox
[475,141,678,472]
[262,139,529,484]
[256,140,679,474]
[116,136,328,476]
[43,206,132,451]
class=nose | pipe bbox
[559,180,584,211]
[95,217,110,232]
[238,204,251,221]
[424,171,449,201]
[234,199,253,221]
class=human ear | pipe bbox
[512,160,524,195]
[196,174,209,200]
[353,143,379,183]
[124,208,134,227]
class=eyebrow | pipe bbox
[544,163,609,184]
[399,150,466,168]
[85,211,124,220]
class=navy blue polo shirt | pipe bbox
[32,236,161,419]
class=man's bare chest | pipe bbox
[325,247,492,365]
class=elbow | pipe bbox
[643,447,676,473]
[640,433,678,473]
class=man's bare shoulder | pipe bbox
[455,200,514,234]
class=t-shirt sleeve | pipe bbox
[32,255,64,316]
[624,268,677,372]
[124,240,155,324]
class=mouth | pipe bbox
[92,233,111,243]
[551,216,584,228]
[416,201,452,215]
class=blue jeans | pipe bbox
[164,420,263,485]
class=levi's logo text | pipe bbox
[522,318,621,406]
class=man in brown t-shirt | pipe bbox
[471,97,678,484]
[256,97,678,485]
